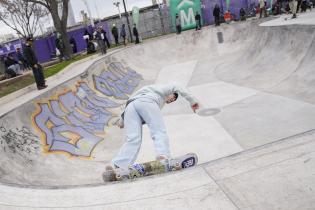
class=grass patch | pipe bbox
[0,53,94,98]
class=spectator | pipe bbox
[69,36,77,54]
[16,48,30,71]
[195,11,202,30]
[300,0,308,11]
[297,0,302,12]
[55,33,65,61]
[95,27,107,55]
[224,10,232,24]
[5,53,22,76]
[133,24,140,44]
[3,56,16,78]
[240,8,247,21]
[100,28,111,48]
[83,29,91,48]
[213,4,221,26]
[260,0,267,18]
[23,37,47,90]
[120,24,127,46]
[272,1,281,15]
[289,0,298,18]
[175,14,182,34]
[111,24,119,45]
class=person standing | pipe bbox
[175,14,182,34]
[240,8,247,21]
[297,0,302,12]
[260,0,267,18]
[100,28,111,48]
[133,24,140,44]
[289,0,298,18]
[195,11,202,30]
[213,4,221,26]
[120,24,127,46]
[111,24,119,45]
[23,37,47,90]
[95,27,107,55]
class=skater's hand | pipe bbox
[117,119,124,129]
[191,103,199,113]
[34,64,38,69]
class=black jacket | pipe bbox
[133,27,139,37]
[23,44,38,66]
[195,14,201,21]
[111,27,118,37]
[213,7,220,17]
[4,57,17,67]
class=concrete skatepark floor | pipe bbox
[0,11,315,209]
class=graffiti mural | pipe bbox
[94,62,142,100]
[32,62,142,157]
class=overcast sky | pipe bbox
[0,0,153,36]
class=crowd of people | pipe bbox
[0,37,47,90]
[209,0,314,27]
[82,23,140,55]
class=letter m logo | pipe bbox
[170,0,202,31]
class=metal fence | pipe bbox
[105,5,173,42]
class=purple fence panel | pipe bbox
[0,40,23,56]
[68,29,87,53]
[33,38,52,63]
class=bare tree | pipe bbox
[28,0,72,58]
[0,0,48,38]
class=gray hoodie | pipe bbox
[118,84,198,125]
[129,83,197,109]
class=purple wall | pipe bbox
[0,40,23,56]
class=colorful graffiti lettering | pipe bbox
[32,62,142,157]
[94,62,142,100]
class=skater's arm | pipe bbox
[162,83,200,112]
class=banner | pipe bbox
[170,0,202,31]
[226,0,231,10]
[132,7,140,27]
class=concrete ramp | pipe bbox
[0,11,315,209]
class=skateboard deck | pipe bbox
[103,153,198,182]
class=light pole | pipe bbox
[122,0,133,43]
[113,1,122,19]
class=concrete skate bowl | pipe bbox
[0,19,315,189]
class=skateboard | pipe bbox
[103,153,198,182]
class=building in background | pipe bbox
[57,0,76,27]
[0,34,16,44]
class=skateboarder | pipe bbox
[111,84,200,170]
